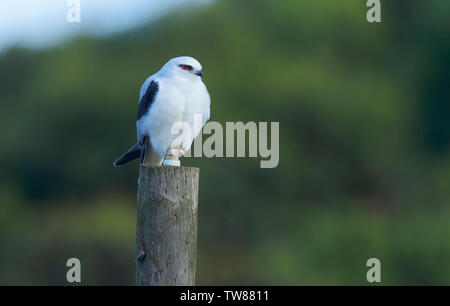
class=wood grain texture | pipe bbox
[136,165,199,286]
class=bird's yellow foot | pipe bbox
[177,146,185,156]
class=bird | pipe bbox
[113,56,210,167]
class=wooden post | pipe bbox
[136,165,199,286]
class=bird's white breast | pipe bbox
[137,76,210,158]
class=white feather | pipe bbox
[136,56,210,163]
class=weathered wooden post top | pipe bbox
[135,164,199,286]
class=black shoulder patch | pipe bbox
[137,81,159,121]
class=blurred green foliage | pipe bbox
[0,0,449,285]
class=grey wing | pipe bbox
[135,78,164,166]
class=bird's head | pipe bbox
[160,56,203,80]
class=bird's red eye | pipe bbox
[181,65,191,71]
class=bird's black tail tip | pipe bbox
[113,144,142,168]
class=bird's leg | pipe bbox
[163,148,182,166]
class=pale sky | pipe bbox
[0,0,210,52]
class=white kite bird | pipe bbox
[113,56,210,167]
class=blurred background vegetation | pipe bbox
[0,0,449,285]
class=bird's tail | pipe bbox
[113,143,142,167]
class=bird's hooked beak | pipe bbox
[195,69,203,78]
